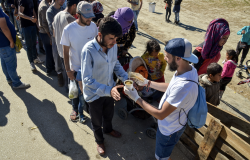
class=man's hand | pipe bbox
[11,4,15,8]
[242,30,245,34]
[30,16,37,23]
[111,85,124,101]
[10,41,15,48]
[132,77,149,86]
[16,16,20,20]
[67,70,75,80]
[124,86,140,102]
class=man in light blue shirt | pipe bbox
[81,17,128,156]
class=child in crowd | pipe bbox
[220,50,238,99]
[164,0,172,22]
[173,0,182,24]
[141,39,167,83]
[199,63,222,107]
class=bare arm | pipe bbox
[0,17,15,48]
[63,45,75,80]
[18,6,37,23]
[149,81,169,92]
[136,98,176,120]
[139,0,143,10]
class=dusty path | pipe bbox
[1,0,250,159]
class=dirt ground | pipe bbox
[100,0,250,100]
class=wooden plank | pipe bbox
[197,125,246,160]
[207,104,250,135]
[219,125,250,159]
[180,132,198,154]
[176,140,195,160]
[185,126,204,145]
[210,147,229,160]
[196,119,223,160]
[206,113,248,159]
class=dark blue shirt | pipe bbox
[0,8,16,48]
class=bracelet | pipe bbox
[146,80,151,92]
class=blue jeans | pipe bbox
[39,33,55,71]
[175,12,179,22]
[133,10,140,30]
[15,16,22,38]
[0,46,22,87]
[155,125,186,160]
[22,25,37,63]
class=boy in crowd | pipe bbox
[199,63,222,107]
[164,0,172,23]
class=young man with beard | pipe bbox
[124,38,199,160]
[53,0,79,91]
[46,0,65,86]
[81,17,128,155]
[60,1,97,123]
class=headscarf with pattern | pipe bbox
[202,18,230,59]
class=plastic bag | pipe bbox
[68,80,78,99]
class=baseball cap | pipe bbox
[164,38,198,64]
[77,1,95,18]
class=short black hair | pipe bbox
[144,39,161,55]
[227,49,238,63]
[67,0,79,7]
[98,17,122,38]
[107,11,115,17]
[207,63,222,76]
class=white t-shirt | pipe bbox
[60,21,98,71]
[158,65,198,136]
[53,11,75,58]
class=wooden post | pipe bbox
[195,118,223,160]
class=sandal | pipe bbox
[70,111,79,122]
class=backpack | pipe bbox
[179,80,207,128]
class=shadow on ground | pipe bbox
[13,89,90,160]
[221,99,250,122]
[177,23,206,32]
[137,31,165,45]
[0,91,10,126]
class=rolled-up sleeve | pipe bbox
[81,49,112,101]
[113,60,128,82]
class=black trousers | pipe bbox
[236,41,250,64]
[220,77,232,91]
[166,7,171,20]
[88,97,114,144]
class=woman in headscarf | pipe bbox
[193,18,230,75]
[109,7,136,60]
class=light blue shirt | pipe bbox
[81,37,128,103]
[237,26,250,45]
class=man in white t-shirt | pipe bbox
[52,0,79,90]
[60,1,97,123]
[124,38,199,160]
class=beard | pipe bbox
[80,16,91,26]
[99,35,108,48]
[168,59,178,72]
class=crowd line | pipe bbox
[0,0,250,159]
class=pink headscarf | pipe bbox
[202,18,230,59]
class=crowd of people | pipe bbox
[0,0,250,159]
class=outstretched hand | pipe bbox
[132,77,149,86]
[124,86,140,102]
[111,85,124,101]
